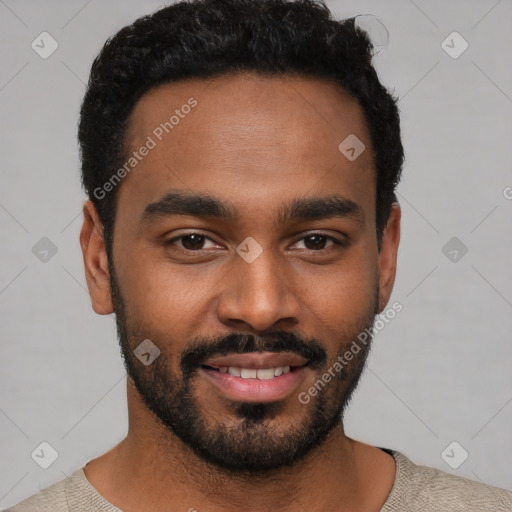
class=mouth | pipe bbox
[199,352,310,403]
[200,364,305,380]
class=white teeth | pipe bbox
[256,368,275,380]
[240,368,257,379]
[216,366,293,379]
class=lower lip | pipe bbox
[200,366,308,403]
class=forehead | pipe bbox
[117,72,375,228]
[127,72,370,154]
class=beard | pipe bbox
[108,259,379,475]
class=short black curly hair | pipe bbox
[78,0,403,261]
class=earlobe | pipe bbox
[80,200,114,315]
[377,203,401,313]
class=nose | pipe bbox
[216,243,302,333]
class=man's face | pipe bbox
[102,72,394,474]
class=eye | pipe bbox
[164,231,346,254]
[164,232,221,251]
[291,233,344,251]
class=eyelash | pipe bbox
[164,231,347,254]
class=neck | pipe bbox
[83,378,396,512]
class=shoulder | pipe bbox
[2,472,72,512]
[2,468,121,512]
[383,449,512,512]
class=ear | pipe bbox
[79,200,114,315]
[377,203,401,313]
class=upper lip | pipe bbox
[202,352,308,369]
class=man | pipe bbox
[6,0,511,510]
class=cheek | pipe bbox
[117,250,221,331]
[304,275,377,337]
[300,247,379,319]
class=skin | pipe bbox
[79,72,401,512]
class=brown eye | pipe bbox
[303,234,329,250]
[165,233,219,251]
[180,234,206,250]
[293,233,343,251]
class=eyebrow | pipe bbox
[140,189,364,227]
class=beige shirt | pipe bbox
[4,449,512,511]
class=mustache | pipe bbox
[180,331,327,377]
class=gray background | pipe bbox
[1,0,511,508]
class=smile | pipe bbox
[201,365,295,380]
[200,352,309,403]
